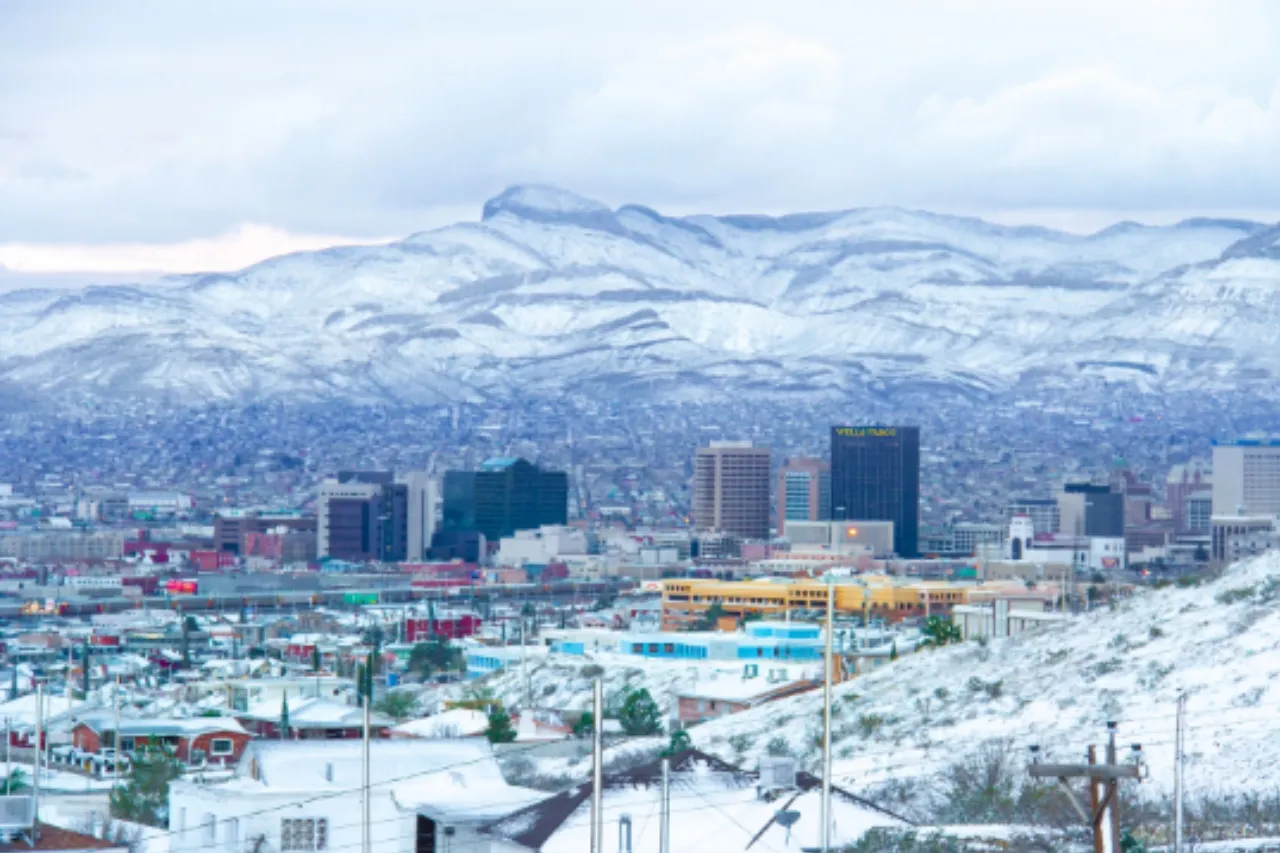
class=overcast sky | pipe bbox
[2,0,1279,275]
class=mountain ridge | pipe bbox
[2,184,1278,407]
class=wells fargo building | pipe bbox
[830,426,920,557]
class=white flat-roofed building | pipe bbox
[786,520,895,558]
[1213,438,1280,518]
[169,739,546,853]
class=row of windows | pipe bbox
[629,642,709,658]
[115,736,234,756]
[282,818,329,851]
[187,814,328,852]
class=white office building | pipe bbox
[496,525,588,566]
[398,471,438,562]
[1213,438,1280,518]
[786,520,894,558]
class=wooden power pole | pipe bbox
[1029,723,1144,853]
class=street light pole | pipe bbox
[821,578,835,853]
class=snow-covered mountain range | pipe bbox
[4,184,1279,405]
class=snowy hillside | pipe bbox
[686,552,1280,799]
[1,185,1277,404]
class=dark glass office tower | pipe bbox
[324,470,408,562]
[442,457,568,541]
[829,426,920,557]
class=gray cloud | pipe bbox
[1,0,1278,246]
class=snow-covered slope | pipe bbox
[1,186,1275,403]
[689,552,1280,798]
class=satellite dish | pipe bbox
[775,809,802,844]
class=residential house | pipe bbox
[71,715,253,767]
[673,674,817,725]
[951,600,1069,641]
[235,696,392,740]
[223,677,354,713]
[513,712,571,742]
[465,645,545,679]
[482,749,908,852]
[390,709,488,739]
[168,739,547,853]
[1,693,93,749]
[0,818,130,853]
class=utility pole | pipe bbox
[362,694,371,853]
[590,678,604,853]
[1029,723,1144,853]
[113,676,122,783]
[33,683,42,828]
[67,647,74,719]
[820,579,834,853]
[659,757,670,853]
[1174,694,1186,853]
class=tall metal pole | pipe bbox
[590,678,604,853]
[821,579,834,853]
[113,676,121,783]
[33,683,42,826]
[521,619,531,710]
[1174,694,1186,853]
[1106,724,1121,850]
[659,758,670,853]
[4,717,10,794]
[362,686,371,853]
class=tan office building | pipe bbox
[694,441,771,541]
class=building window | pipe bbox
[210,738,235,756]
[663,644,674,654]
[119,737,136,751]
[281,818,328,851]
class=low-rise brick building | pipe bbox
[71,715,254,767]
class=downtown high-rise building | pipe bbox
[316,471,408,562]
[442,457,568,541]
[1166,457,1211,535]
[399,471,438,562]
[829,426,920,557]
[693,441,771,541]
[1057,483,1125,538]
[1005,497,1061,537]
[1212,438,1280,518]
[777,457,830,537]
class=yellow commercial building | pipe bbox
[661,576,975,629]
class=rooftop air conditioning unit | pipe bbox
[0,796,35,842]
[756,757,798,796]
